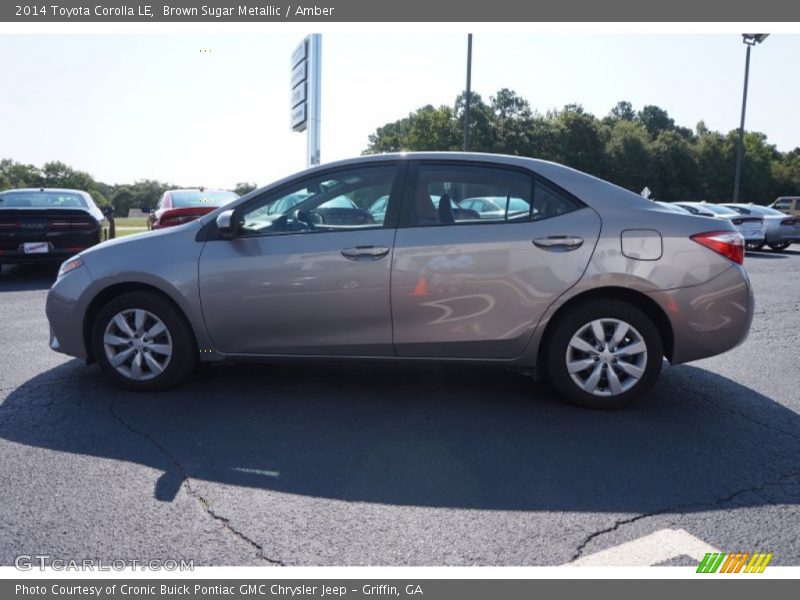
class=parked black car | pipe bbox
[0,188,111,272]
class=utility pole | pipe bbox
[463,34,472,152]
[732,33,768,203]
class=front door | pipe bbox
[199,163,402,356]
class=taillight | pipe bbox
[691,230,745,265]
[48,218,94,230]
[0,220,20,229]
[161,214,198,227]
[782,218,798,226]
[731,218,743,225]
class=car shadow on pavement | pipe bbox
[0,264,58,292]
[1,360,799,513]
[745,252,788,260]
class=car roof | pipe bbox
[167,188,235,194]
[0,187,91,196]
[228,152,653,215]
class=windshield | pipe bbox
[0,190,88,209]
[656,202,689,214]
[740,205,785,216]
[321,196,357,209]
[171,190,238,208]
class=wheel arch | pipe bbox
[82,282,198,362]
[535,286,675,375]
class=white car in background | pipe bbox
[676,202,765,250]
[723,203,800,251]
[459,196,531,220]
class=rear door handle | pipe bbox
[533,235,584,251]
[340,245,391,260]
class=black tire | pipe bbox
[768,242,790,251]
[91,291,197,391]
[545,299,664,410]
[745,241,765,251]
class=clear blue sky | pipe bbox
[0,33,797,188]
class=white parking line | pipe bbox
[570,528,719,566]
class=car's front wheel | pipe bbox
[545,299,664,409]
[91,291,197,391]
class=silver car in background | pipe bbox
[46,153,754,409]
[723,203,800,251]
[675,202,765,250]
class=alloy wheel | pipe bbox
[103,309,173,381]
[565,318,648,397]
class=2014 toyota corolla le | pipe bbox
[46,153,754,409]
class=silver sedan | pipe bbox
[46,153,753,409]
[723,203,800,251]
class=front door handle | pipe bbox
[533,235,584,251]
[340,245,391,260]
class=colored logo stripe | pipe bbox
[697,552,772,573]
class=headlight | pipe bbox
[58,256,84,278]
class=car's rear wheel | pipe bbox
[768,242,790,251]
[745,241,765,251]
[545,299,663,409]
[92,291,197,391]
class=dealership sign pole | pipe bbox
[291,34,322,168]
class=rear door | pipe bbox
[391,160,601,359]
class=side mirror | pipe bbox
[216,209,237,238]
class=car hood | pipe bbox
[81,219,203,257]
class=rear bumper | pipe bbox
[0,230,100,264]
[766,230,800,244]
[647,264,754,365]
[738,230,765,242]
[0,249,83,265]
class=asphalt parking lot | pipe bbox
[1,249,799,567]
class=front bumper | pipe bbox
[648,264,754,365]
[45,264,94,359]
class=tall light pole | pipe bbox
[732,33,768,203]
[463,34,473,152]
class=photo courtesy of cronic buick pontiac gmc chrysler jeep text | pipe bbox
[45,153,754,409]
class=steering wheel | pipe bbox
[309,209,326,225]
[291,208,316,230]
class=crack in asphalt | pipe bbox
[569,469,800,563]
[108,397,285,566]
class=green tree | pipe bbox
[362,91,800,202]
[694,129,734,201]
[455,91,494,151]
[638,105,676,139]
[552,105,609,178]
[605,120,653,193]
[234,182,257,196]
[650,131,700,201]
[489,88,534,155]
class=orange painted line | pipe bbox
[728,553,744,573]
[733,553,750,573]
[719,554,736,573]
